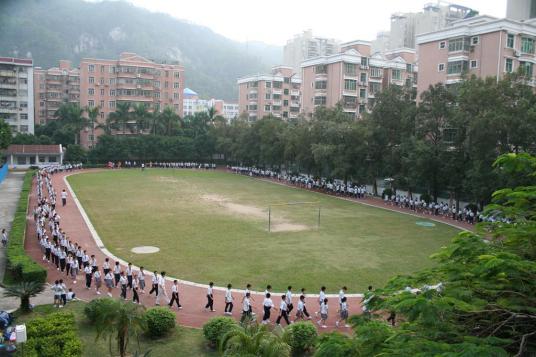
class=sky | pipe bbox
[116,0,506,45]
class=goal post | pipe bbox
[268,201,321,232]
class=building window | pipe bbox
[88,100,95,107]
[20,114,28,120]
[265,81,272,88]
[344,79,357,91]
[100,112,104,119]
[273,81,282,89]
[471,36,479,45]
[507,34,515,49]
[89,77,94,84]
[521,37,535,54]
[284,88,289,95]
[344,63,357,76]
[100,100,104,108]
[439,41,446,49]
[164,81,169,88]
[447,60,468,75]
[284,77,290,84]
[315,80,327,89]
[100,65,105,73]
[283,99,288,107]
[265,93,271,100]
[406,64,413,72]
[174,72,180,78]
[110,78,116,85]
[154,81,160,88]
[448,37,469,52]
[17,156,27,165]
[110,89,115,96]
[109,66,115,74]
[505,58,513,73]
[470,60,478,69]
[100,89,105,96]
[109,101,116,108]
[359,88,366,98]
[369,82,381,94]
[359,104,366,114]
[392,69,402,80]
[88,88,94,95]
[438,63,445,72]
[314,96,327,105]
[173,93,179,99]
[361,57,368,66]
[265,105,270,111]
[88,64,95,72]
[360,72,367,83]
[315,65,327,74]
[520,61,534,77]
[100,78,104,85]
[173,82,180,89]
[370,67,382,78]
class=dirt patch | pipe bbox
[156,176,180,183]
[201,194,310,232]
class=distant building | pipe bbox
[5,144,64,168]
[34,60,80,125]
[79,52,184,148]
[182,88,238,122]
[372,31,391,53]
[388,2,478,49]
[0,56,34,135]
[283,30,340,74]
[507,0,536,20]
[222,102,239,121]
[238,66,301,122]
[416,15,536,99]
[301,41,417,119]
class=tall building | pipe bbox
[389,2,478,49]
[34,60,80,125]
[372,31,391,53]
[416,15,536,98]
[238,66,301,122]
[221,102,239,121]
[301,41,417,119]
[0,57,34,134]
[182,88,239,122]
[283,30,340,74]
[507,0,536,20]
[79,52,184,148]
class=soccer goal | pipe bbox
[267,201,321,233]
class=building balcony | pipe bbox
[0,70,16,77]
[0,83,17,89]
[272,89,282,95]
[290,101,300,107]
[272,100,282,106]
[291,90,300,96]
[369,77,382,82]
[343,90,357,97]
[343,106,357,112]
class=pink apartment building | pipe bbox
[301,40,417,118]
[416,15,536,98]
[237,66,301,121]
[34,60,80,125]
[79,52,184,148]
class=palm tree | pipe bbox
[55,103,87,144]
[94,298,146,357]
[3,281,45,312]
[158,106,180,136]
[85,105,100,148]
[108,102,131,135]
[132,103,150,134]
[219,323,291,357]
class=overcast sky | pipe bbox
[115,0,506,45]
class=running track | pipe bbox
[24,169,472,330]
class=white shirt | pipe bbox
[225,289,233,303]
[285,290,292,305]
[341,301,348,312]
[338,289,345,304]
[61,191,67,199]
[263,297,274,308]
[280,301,288,311]
[207,286,213,296]
[320,302,328,315]
[319,291,326,303]
[84,266,92,274]
[242,297,251,312]
[120,276,128,286]
[172,284,178,293]
[297,300,305,311]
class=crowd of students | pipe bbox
[109,161,216,170]
[32,167,366,328]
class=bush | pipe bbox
[5,170,47,283]
[24,312,82,357]
[285,321,317,354]
[314,332,355,357]
[144,307,176,338]
[83,297,117,324]
[382,188,393,199]
[202,316,238,347]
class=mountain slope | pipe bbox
[0,0,282,100]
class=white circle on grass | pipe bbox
[131,246,160,254]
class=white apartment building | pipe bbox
[284,30,340,74]
[0,56,34,134]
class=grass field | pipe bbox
[68,169,461,292]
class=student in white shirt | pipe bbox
[59,279,67,306]
[94,268,102,295]
[240,292,252,323]
[138,267,146,293]
[132,273,140,304]
[336,297,350,328]
[205,282,215,312]
[103,258,111,275]
[84,265,92,289]
[52,280,62,308]
[119,272,128,299]
[168,279,181,309]
[276,295,291,326]
[316,286,326,315]
[155,271,168,305]
[66,288,76,302]
[224,284,233,315]
[296,295,310,321]
[113,262,121,287]
[149,271,159,296]
[338,286,347,309]
[70,256,79,283]
[61,189,68,206]
[317,298,329,328]
[285,286,294,315]
[104,271,114,297]
[126,263,133,289]
[262,293,275,324]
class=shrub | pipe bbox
[382,188,393,199]
[24,312,82,357]
[144,307,176,338]
[202,316,238,347]
[285,321,317,354]
[314,332,355,357]
[83,297,117,324]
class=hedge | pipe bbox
[144,307,176,338]
[202,316,238,347]
[24,312,82,357]
[5,170,47,283]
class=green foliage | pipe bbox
[2,281,45,312]
[219,323,291,357]
[0,118,12,149]
[24,312,82,357]
[283,321,318,355]
[144,307,176,338]
[202,316,238,347]
[83,297,118,324]
[65,144,88,163]
[314,332,356,357]
[5,170,47,283]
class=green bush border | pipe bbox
[5,170,47,283]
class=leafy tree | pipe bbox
[85,105,100,148]
[0,118,11,149]
[2,281,45,312]
[108,102,131,135]
[55,103,87,144]
[219,323,291,357]
[65,144,87,163]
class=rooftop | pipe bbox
[5,144,63,155]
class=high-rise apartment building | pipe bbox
[301,41,417,119]
[0,57,34,134]
[372,31,391,53]
[416,15,536,98]
[386,2,478,50]
[34,60,80,125]
[283,30,340,74]
[183,88,239,122]
[79,52,184,147]
[507,0,536,20]
[238,66,301,122]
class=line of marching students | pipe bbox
[34,167,371,328]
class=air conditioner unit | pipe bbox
[514,50,521,57]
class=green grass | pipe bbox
[15,302,215,357]
[68,169,461,292]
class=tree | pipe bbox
[93,299,146,357]
[85,105,100,148]
[0,118,11,150]
[219,323,291,357]
[108,102,131,135]
[55,103,87,145]
[3,281,45,312]
[132,103,150,135]
[156,106,180,136]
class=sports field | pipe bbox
[67,169,460,292]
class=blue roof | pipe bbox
[183,88,198,97]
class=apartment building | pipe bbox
[237,66,301,122]
[301,41,417,118]
[34,60,80,125]
[79,52,184,147]
[416,15,536,98]
[284,30,340,74]
[183,88,239,122]
[221,102,239,121]
[0,57,34,134]
[507,0,536,20]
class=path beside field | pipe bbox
[24,169,363,331]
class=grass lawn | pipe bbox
[68,169,461,292]
[14,302,216,357]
